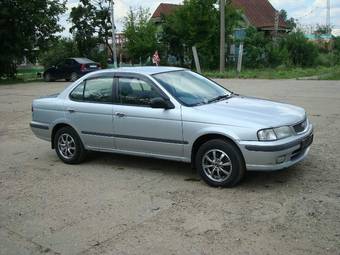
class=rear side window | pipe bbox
[69,77,113,103]
[70,82,84,101]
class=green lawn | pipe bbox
[204,66,340,80]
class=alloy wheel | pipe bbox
[58,133,76,159]
[202,149,232,182]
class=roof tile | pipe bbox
[231,0,287,29]
[151,3,180,18]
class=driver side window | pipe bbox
[118,78,161,106]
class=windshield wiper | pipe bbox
[208,93,233,103]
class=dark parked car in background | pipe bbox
[43,58,101,82]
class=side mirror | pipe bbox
[150,97,174,109]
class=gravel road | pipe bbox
[0,79,339,255]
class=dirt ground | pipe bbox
[0,79,339,255]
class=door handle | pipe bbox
[67,108,76,113]
[115,112,126,117]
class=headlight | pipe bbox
[257,129,277,141]
[274,126,293,139]
[258,126,293,141]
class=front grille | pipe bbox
[293,119,308,134]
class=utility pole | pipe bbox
[274,10,279,40]
[219,0,225,73]
[326,0,331,34]
[110,0,118,68]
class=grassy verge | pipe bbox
[204,66,340,80]
[0,66,44,85]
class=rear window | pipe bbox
[69,82,84,101]
[69,77,113,103]
[84,78,113,103]
[74,58,95,64]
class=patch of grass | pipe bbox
[0,78,43,85]
[320,70,340,80]
[1,66,44,85]
[204,66,340,80]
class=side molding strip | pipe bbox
[81,131,188,145]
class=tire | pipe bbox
[54,127,86,164]
[44,73,52,82]
[65,78,71,82]
[70,72,78,82]
[195,139,245,188]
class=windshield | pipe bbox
[153,70,231,106]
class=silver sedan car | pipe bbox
[30,67,313,187]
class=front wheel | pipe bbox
[195,139,245,187]
[54,127,86,164]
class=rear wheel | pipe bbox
[70,72,78,82]
[195,139,245,187]
[44,73,53,82]
[54,127,86,164]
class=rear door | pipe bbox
[65,75,115,150]
[112,74,184,159]
[64,59,76,78]
[54,60,66,79]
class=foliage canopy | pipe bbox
[0,0,66,77]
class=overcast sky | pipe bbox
[59,0,340,37]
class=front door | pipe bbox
[113,75,184,159]
[65,76,115,150]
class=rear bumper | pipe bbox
[80,69,99,75]
[30,121,51,142]
[239,125,313,171]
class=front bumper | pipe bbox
[239,125,313,171]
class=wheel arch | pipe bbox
[51,123,82,149]
[191,133,245,169]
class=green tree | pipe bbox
[314,24,332,35]
[123,7,158,63]
[162,0,242,69]
[279,9,297,31]
[69,0,112,61]
[163,0,219,69]
[69,0,99,56]
[39,38,79,68]
[0,0,66,77]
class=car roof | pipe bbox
[94,66,186,76]
[70,58,96,64]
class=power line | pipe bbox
[295,6,324,20]
[326,0,331,32]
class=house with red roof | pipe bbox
[232,0,287,33]
[151,0,288,34]
[151,3,181,24]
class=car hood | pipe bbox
[183,95,306,129]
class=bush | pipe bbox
[282,31,318,67]
[242,27,268,68]
[267,44,290,67]
[316,53,337,66]
[333,37,340,62]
